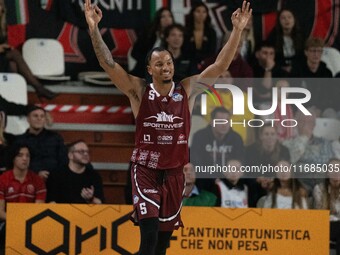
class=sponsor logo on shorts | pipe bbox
[133,195,139,204]
[143,189,158,194]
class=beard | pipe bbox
[163,79,172,84]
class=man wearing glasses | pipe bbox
[46,140,104,204]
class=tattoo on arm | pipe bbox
[90,27,115,68]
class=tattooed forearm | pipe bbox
[90,27,115,68]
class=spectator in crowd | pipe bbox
[261,159,308,209]
[191,107,245,192]
[130,7,174,78]
[214,159,248,208]
[0,143,46,250]
[183,162,217,206]
[252,42,288,103]
[267,9,305,73]
[245,123,290,206]
[291,37,332,78]
[47,140,104,204]
[283,109,335,192]
[0,0,57,100]
[14,105,68,180]
[313,158,340,255]
[162,23,197,82]
[246,123,290,167]
[184,2,217,70]
[290,37,333,112]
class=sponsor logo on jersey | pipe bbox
[172,93,183,102]
[141,134,154,144]
[177,133,187,144]
[144,112,184,130]
[145,111,182,123]
[161,97,168,102]
[157,135,173,144]
[143,189,158,194]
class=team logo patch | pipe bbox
[8,187,14,194]
[133,195,139,204]
[172,93,183,102]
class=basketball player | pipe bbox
[84,1,252,254]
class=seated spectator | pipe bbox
[184,2,217,70]
[183,162,217,206]
[290,37,333,112]
[246,123,290,166]
[313,158,340,255]
[283,109,335,192]
[267,9,305,73]
[0,143,46,249]
[47,140,104,204]
[191,107,245,192]
[130,7,174,78]
[214,159,248,208]
[162,24,197,82]
[261,160,308,209]
[0,1,57,100]
[14,105,68,180]
[291,37,333,78]
[252,42,288,103]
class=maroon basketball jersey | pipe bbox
[131,83,190,169]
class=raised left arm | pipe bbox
[182,1,252,101]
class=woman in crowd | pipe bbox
[130,7,174,78]
[262,159,309,209]
[184,2,217,70]
[267,9,305,73]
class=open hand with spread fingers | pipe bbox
[84,0,103,31]
[231,1,252,31]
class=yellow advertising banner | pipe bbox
[6,204,329,255]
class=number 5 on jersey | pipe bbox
[148,90,156,100]
[139,202,147,215]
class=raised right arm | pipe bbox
[84,0,145,116]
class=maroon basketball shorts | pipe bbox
[131,162,185,231]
